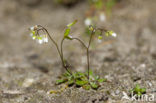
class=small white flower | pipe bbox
[68,35,73,39]
[112,32,117,37]
[29,25,49,44]
[38,39,43,44]
[30,26,35,31]
[43,37,48,43]
[32,36,36,40]
[99,13,106,22]
[84,18,92,26]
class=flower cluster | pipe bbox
[97,30,117,43]
[105,30,117,37]
[27,21,117,90]
[88,25,117,43]
[29,25,48,44]
[84,12,106,26]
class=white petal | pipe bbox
[38,39,43,44]
[112,33,117,37]
[68,35,73,39]
[30,26,34,31]
[43,38,48,43]
[32,36,36,40]
[84,18,92,26]
[99,13,106,22]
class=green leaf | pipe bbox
[73,72,85,79]
[137,92,142,96]
[90,82,99,89]
[76,72,85,77]
[37,36,42,40]
[63,72,71,77]
[56,79,67,85]
[83,84,91,90]
[65,35,73,40]
[89,70,93,76]
[31,31,36,35]
[67,20,77,27]
[67,75,73,81]
[76,80,88,86]
[67,79,74,86]
[77,72,85,75]
[98,78,107,83]
[140,88,146,93]
[134,84,140,92]
[86,70,93,76]
[64,28,71,37]
[94,75,99,80]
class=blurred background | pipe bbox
[0,0,156,102]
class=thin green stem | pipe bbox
[42,28,62,62]
[72,38,87,49]
[87,31,94,80]
[61,38,72,75]
[37,25,72,75]
[72,38,89,79]
[61,38,65,61]
[72,32,94,80]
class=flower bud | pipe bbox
[98,36,102,40]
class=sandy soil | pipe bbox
[0,0,156,102]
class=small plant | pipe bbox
[28,20,117,90]
[105,0,117,16]
[88,0,104,9]
[56,70,107,90]
[85,0,118,25]
[130,84,146,97]
[84,0,118,37]
[88,0,117,12]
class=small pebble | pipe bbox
[147,81,152,87]
[22,78,34,87]
[115,89,120,95]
